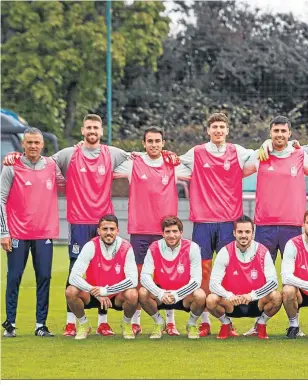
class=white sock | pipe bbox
[257,312,271,325]
[78,315,88,325]
[35,323,44,330]
[218,314,231,325]
[165,309,175,324]
[131,310,141,325]
[12,323,16,327]
[123,315,132,324]
[187,312,199,326]
[201,311,211,324]
[151,312,164,325]
[289,316,299,327]
[67,312,76,325]
[98,314,107,325]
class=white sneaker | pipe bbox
[243,325,258,336]
[297,328,305,337]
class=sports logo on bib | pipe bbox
[46,179,53,190]
[177,263,184,274]
[250,269,258,280]
[12,239,19,249]
[290,166,297,177]
[224,160,230,171]
[162,175,169,185]
[98,165,106,175]
[72,244,80,254]
[115,263,121,274]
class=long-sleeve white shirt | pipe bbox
[180,141,254,173]
[69,236,138,296]
[210,241,278,301]
[141,238,202,303]
[113,153,191,182]
[243,144,308,177]
[281,234,308,291]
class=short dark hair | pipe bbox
[143,126,164,141]
[98,214,118,228]
[83,114,102,125]
[161,216,183,232]
[207,112,228,127]
[304,210,308,223]
[270,116,291,130]
[234,215,254,230]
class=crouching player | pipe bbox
[66,214,138,340]
[207,215,282,339]
[139,216,206,339]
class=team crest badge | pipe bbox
[224,160,230,171]
[177,263,184,274]
[115,263,121,274]
[162,175,169,185]
[46,179,53,190]
[250,269,258,280]
[98,165,106,175]
[290,166,297,177]
[12,239,19,249]
[72,244,80,254]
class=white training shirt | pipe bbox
[180,141,254,172]
[281,234,308,291]
[141,238,202,303]
[210,240,278,301]
[69,236,138,296]
[113,153,191,182]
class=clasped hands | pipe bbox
[90,286,112,310]
[228,293,252,306]
[161,291,176,305]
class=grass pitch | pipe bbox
[1,246,308,380]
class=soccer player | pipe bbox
[242,116,308,336]
[207,215,282,339]
[66,214,138,340]
[139,216,205,339]
[113,127,191,336]
[281,210,308,339]
[1,128,66,337]
[2,114,131,336]
[179,112,256,337]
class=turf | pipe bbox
[1,246,308,380]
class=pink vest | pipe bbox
[222,241,267,294]
[128,157,178,234]
[255,150,306,226]
[292,235,308,296]
[66,146,113,224]
[189,143,243,222]
[152,239,191,290]
[6,158,59,240]
[85,237,131,296]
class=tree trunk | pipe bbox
[64,82,78,146]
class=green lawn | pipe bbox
[1,246,308,380]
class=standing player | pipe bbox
[180,112,256,337]
[207,215,282,339]
[243,116,308,336]
[281,210,308,338]
[66,214,138,339]
[113,127,191,336]
[139,216,205,339]
[1,128,66,337]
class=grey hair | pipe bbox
[23,127,44,139]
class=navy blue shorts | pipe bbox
[157,300,190,313]
[130,234,163,265]
[255,225,302,263]
[192,222,235,260]
[68,223,98,259]
[84,295,123,311]
[226,301,262,318]
[299,290,308,309]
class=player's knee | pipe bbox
[124,288,139,304]
[270,290,282,306]
[138,287,149,303]
[65,285,79,300]
[282,285,297,301]
[193,288,206,304]
[206,294,219,309]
